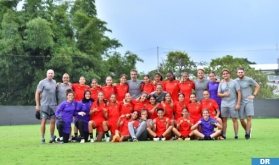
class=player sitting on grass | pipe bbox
[111,111,139,142]
[147,108,173,141]
[172,107,194,141]
[54,89,77,143]
[191,109,222,140]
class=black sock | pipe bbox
[204,136,209,140]
[180,135,185,139]
[155,136,159,138]
[104,131,110,137]
[74,133,78,137]
[186,135,190,138]
[96,132,98,137]
[172,133,175,137]
[90,133,93,139]
[160,135,164,139]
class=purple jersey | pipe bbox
[208,81,221,105]
[74,100,93,132]
[199,117,217,136]
[55,100,78,134]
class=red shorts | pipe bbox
[180,131,191,137]
[120,129,129,136]
[92,119,104,132]
[108,121,118,135]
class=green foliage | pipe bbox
[164,51,196,78]
[0,0,141,105]
[205,55,277,98]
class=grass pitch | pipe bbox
[0,119,278,165]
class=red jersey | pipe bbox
[162,101,173,120]
[155,117,168,136]
[176,117,193,132]
[165,80,180,102]
[107,103,121,123]
[141,82,155,94]
[131,99,149,114]
[154,81,166,91]
[120,118,139,136]
[187,103,202,123]
[173,101,187,120]
[90,101,106,121]
[101,86,116,101]
[115,84,129,102]
[89,87,102,101]
[179,81,195,103]
[72,84,90,101]
[201,99,219,118]
[119,101,134,115]
[145,104,161,120]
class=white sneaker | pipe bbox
[153,138,159,141]
[106,137,111,142]
[161,138,166,141]
[90,139,94,143]
[68,136,72,142]
[80,139,85,143]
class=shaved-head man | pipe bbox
[35,69,57,144]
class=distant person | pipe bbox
[218,69,241,139]
[35,69,57,144]
[235,67,260,140]
[126,69,144,99]
[57,73,72,105]
[194,69,210,102]
[55,89,77,143]
[191,109,222,140]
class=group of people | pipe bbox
[35,68,260,143]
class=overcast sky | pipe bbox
[95,0,279,73]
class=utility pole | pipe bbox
[157,46,159,72]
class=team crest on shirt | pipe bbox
[103,104,105,106]
[130,107,132,109]
[215,84,217,86]
[116,105,118,108]
[209,103,212,106]
[111,88,113,90]
[72,103,74,105]
[124,87,127,89]
[164,122,167,125]
[196,106,199,109]
[144,103,146,106]
[244,82,247,85]
[175,83,177,85]
[188,83,191,86]
[184,104,186,107]
[97,90,99,92]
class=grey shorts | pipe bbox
[40,105,56,120]
[221,106,238,118]
[239,102,254,119]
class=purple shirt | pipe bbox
[55,100,78,133]
[74,101,93,132]
[199,117,217,136]
[208,81,221,105]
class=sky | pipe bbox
[94,0,279,73]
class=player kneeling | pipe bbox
[147,108,172,141]
[111,111,139,143]
[191,109,222,140]
[172,108,194,141]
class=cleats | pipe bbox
[235,136,239,140]
[80,139,85,143]
[218,136,224,140]
[90,138,94,143]
[106,137,111,142]
[245,133,250,140]
[49,135,56,143]
[153,138,160,141]
[41,139,45,144]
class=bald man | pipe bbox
[35,69,57,143]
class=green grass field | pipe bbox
[0,119,278,165]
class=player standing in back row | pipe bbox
[218,69,241,140]
[235,68,260,140]
[194,69,210,102]
[35,69,57,143]
[127,69,144,99]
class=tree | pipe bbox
[164,51,196,79]
[204,55,277,98]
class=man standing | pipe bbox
[218,69,241,139]
[35,69,57,143]
[194,69,210,102]
[235,68,260,140]
[126,69,144,99]
[57,73,72,105]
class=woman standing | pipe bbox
[55,89,78,143]
[101,76,116,101]
[208,72,221,113]
[141,75,155,94]
[89,79,102,101]
[153,72,166,91]
[74,90,94,143]
[115,74,129,102]
[179,73,195,103]
[165,71,180,102]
